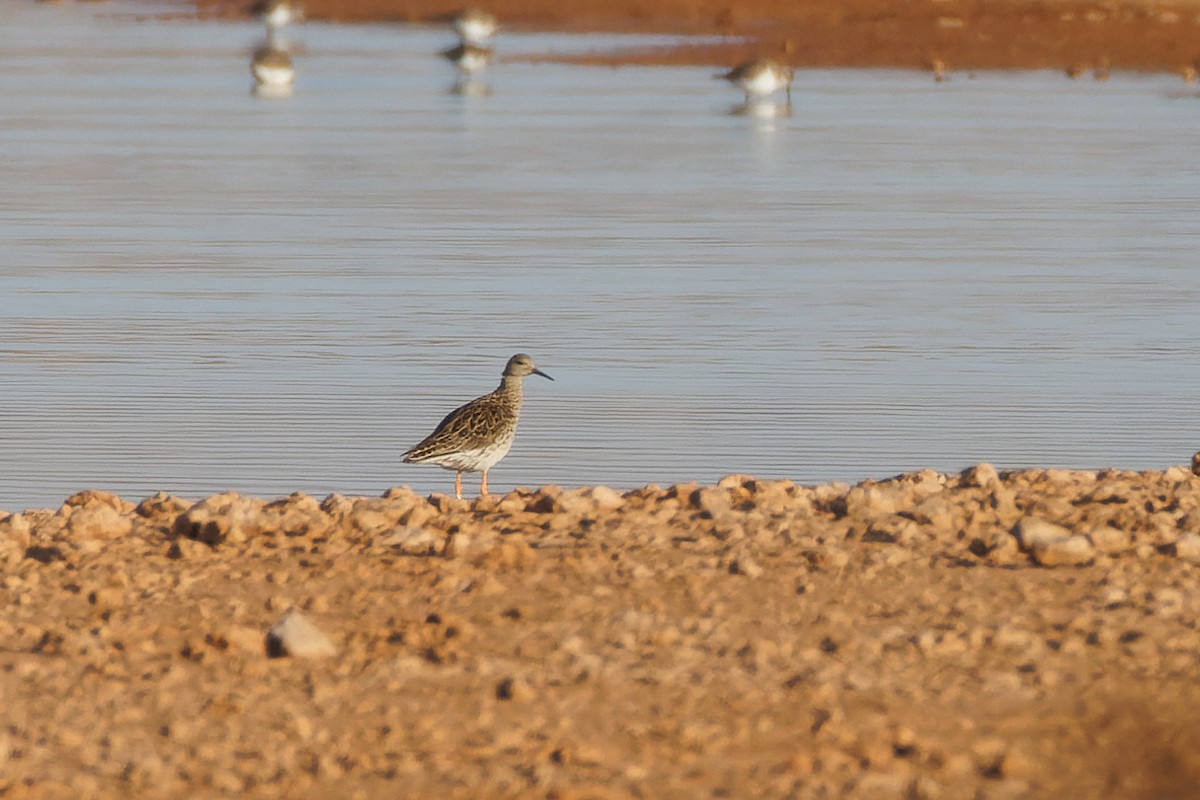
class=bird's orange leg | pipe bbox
[481,470,489,497]
[455,471,463,500]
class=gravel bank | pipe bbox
[4,465,1200,798]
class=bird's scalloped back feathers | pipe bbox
[403,393,517,463]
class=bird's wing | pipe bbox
[404,395,500,461]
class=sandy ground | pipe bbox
[194,0,1200,75]
[5,464,1200,798]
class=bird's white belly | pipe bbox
[741,71,785,97]
[428,438,514,473]
[456,19,496,44]
[265,6,295,26]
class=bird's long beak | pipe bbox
[533,369,554,381]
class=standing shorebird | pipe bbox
[453,7,498,45]
[720,58,794,102]
[253,0,302,29]
[403,354,553,499]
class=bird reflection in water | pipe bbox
[729,98,792,119]
[449,76,492,97]
[441,41,493,96]
[729,98,792,131]
[251,33,295,98]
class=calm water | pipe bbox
[2,1,1199,509]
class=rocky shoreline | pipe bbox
[4,465,1200,797]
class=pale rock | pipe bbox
[804,545,850,571]
[441,527,468,561]
[692,486,732,515]
[545,513,575,533]
[70,773,102,795]
[289,713,315,741]
[496,493,526,514]
[1043,468,1092,485]
[708,514,745,542]
[1153,587,1185,616]
[381,485,423,503]
[892,725,918,755]
[1025,496,1075,522]
[554,488,595,515]
[25,512,66,540]
[1148,512,1179,543]
[166,537,212,560]
[812,482,850,508]
[525,491,561,515]
[174,492,267,546]
[844,484,900,518]
[913,468,945,487]
[961,462,1001,489]
[1099,586,1128,607]
[263,492,331,537]
[1012,517,1072,550]
[726,555,764,578]
[909,775,943,800]
[587,485,624,510]
[320,492,354,521]
[494,675,533,702]
[882,470,945,508]
[667,482,700,505]
[71,538,103,556]
[991,626,1043,655]
[883,546,916,567]
[0,541,21,567]
[971,736,1009,774]
[857,771,910,796]
[445,529,500,560]
[135,491,192,521]
[989,487,1021,526]
[266,594,291,613]
[88,587,125,612]
[1087,525,1132,554]
[914,629,965,656]
[1163,465,1193,483]
[967,526,1020,562]
[225,625,268,656]
[267,609,337,659]
[402,503,436,527]
[1031,535,1094,567]
[62,489,132,514]
[914,495,961,533]
[717,473,755,491]
[378,526,441,555]
[0,513,33,549]
[1171,533,1200,562]
[349,506,396,536]
[864,516,923,546]
[66,505,133,540]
